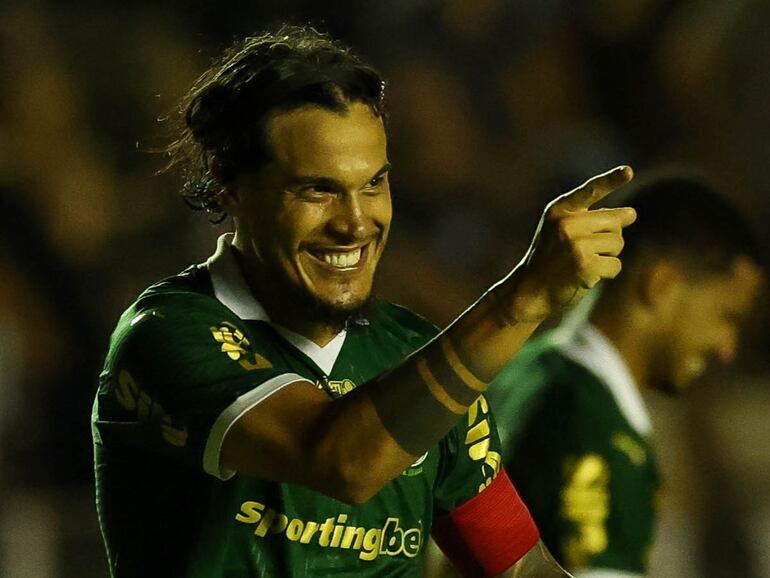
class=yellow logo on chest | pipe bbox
[325,379,356,397]
[561,453,610,566]
[210,322,273,371]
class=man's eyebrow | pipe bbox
[292,163,392,186]
[372,163,392,179]
[361,163,392,185]
[293,174,342,187]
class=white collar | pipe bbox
[271,325,347,375]
[205,233,346,374]
[553,323,652,436]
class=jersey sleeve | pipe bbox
[93,293,305,480]
[432,395,504,511]
[430,396,540,576]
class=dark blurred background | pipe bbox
[1,1,769,576]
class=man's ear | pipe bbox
[217,183,240,215]
[640,261,685,310]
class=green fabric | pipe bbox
[488,332,659,574]
[93,265,503,577]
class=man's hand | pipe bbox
[501,166,636,323]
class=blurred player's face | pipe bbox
[652,256,763,393]
[230,102,392,325]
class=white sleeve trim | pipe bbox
[573,569,644,578]
[202,372,309,480]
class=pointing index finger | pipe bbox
[557,165,634,212]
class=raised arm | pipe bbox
[221,166,636,503]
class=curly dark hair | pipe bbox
[163,25,386,222]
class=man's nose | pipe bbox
[328,193,368,240]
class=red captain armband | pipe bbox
[431,469,540,577]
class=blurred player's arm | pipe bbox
[221,167,635,504]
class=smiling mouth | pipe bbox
[307,246,365,269]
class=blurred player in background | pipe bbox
[92,25,637,577]
[484,174,764,577]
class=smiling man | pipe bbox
[485,175,764,577]
[225,102,392,343]
[92,25,637,577]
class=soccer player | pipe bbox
[92,25,636,577]
[486,175,764,577]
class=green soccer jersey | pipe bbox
[488,324,659,576]
[92,235,503,577]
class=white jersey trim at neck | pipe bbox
[206,233,271,321]
[205,233,346,374]
[553,323,652,437]
[272,325,346,375]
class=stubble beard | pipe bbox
[300,289,374,332]
[265,263,376,334]
[233,243,377,333]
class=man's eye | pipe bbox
[299,185,331,197]
[367,174,388,189]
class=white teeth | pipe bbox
[320,248,362,268]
